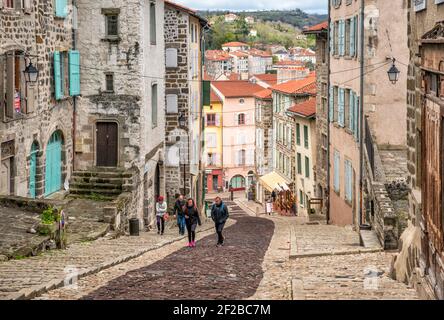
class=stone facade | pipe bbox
[394,0,444,300]
[164,3,205,209]
[0,1,75,199]
[303,23,329,216]
[254,91,273,205]
[74,0,166,229]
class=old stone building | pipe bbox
[74,0,166,229]
[0,0,76,199]
[303,21,329,216]
[164,1,207,208]
[393,0,444,300]
[254,88,273,205]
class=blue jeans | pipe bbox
[177,215,186,235]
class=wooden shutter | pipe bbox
[69,50,81,96]
[329,86,334,122]
[338,88,345,127]
[55,0,68,18]
[234,112,239,125]
[202,80,211,106]
[14,0,22,9]
[215,113,220,126]
[350,17,355,57]
[340,20,345,56]
[166,94,178,114]
[349,91,355,130]
[330,22,335,56]
[354,95,360,141]
[6,53,14,118]
[334,151,340,192]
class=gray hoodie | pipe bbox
[156,201,168,217]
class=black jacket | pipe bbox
[211,202,229,224]
[174,199,186,216]
[184,206,201,226]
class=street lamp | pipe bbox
[23,60,39,83]
[387,58,400,84]
[178,112,187,129]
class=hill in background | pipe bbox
[199,9,326,50]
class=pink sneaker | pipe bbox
[187,242,192,247]
[192,241,196,247]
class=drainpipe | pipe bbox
[71,1,77,172]
[359,0,365,228]
[326,1,331,225]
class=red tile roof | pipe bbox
[254,88,273,100]
[303,21,328,34]
[287,98,316,118]
[205,50,231,61]
[248,48,272,58]
[222,42,249,47]
[270,75,317,95]
[253,74,278,85]
[211,89,222,103]
[212,81,264,98]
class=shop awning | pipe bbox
[259,172,293,193]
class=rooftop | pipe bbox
[303,21,328,34]
[222,42,249,47]
[270,74,316,95]
[287,98,316,118]
[252,74,278,86]
[254,88,273,100]
[212,81,264,98]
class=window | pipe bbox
[54,51,80,99]
[238,113,246,125]
[207,114,216,126]
[150,1,157,45]
[54,0,68,18]
[299,190,304,207]
[166,94,178,114]
[304,125,309,148]
[206,133,217,148]
[151,83,158,128]
[334,150,340,193]
[305,156,310,178]
[1,51,26,117]
[338,88,345,127]
[345,19,351,56]
[166,48,178,68]
[106,14,119,37]
[105,73,114,92]
[239,150,246,166]
[296,123,301,145]
[239,98,245,104]
[345,159,353,202]
[297,153,302,175]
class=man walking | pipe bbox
[211,197,229,247]
[174,194,186,236]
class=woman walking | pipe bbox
[156,196,167,235]
[184,198,201,248]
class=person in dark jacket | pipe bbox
[184,198,201,248]
[211,197,229,247]
[174,194,186,235]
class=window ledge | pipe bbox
[101,37,121,43]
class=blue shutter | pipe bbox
[329,86,334,122]
[55,0,68,18]
[330,22,335,56]
[345,160,352,201]
[334,151,340,192]
[69,50,81,96]
[350,17,355,57]
[339,20,345,56]
[338,88,345,127]
[354,95,360,141]
[349,91,355,130]
[54,52,63,100]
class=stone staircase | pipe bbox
[69,168,133,200]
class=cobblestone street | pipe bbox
[33,202,421,300]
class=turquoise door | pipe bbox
[45,132,62,197]
[29,142,38,198]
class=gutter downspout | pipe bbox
[72,1,77,173]
[359,0,365,228]
[326,1,331,225]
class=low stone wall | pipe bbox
[0,196,68,212]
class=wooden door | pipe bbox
[423,100,443,255]
[0,159,11,195]
[96,122,118,167]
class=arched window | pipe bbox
[230,175,246,189]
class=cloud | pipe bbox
[173,0,328,14]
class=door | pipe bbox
[29,142,38,198]
[212,175,219,191]
[0,159,11,195]
[45,132,62,197]
[96,122,118,167]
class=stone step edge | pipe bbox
[4,220,234,301]
[289,247,384,260]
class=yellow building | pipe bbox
[203,89,224,192]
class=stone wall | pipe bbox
[0,1,75,199]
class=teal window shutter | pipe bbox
[354,95,360,141]
[55,0,68,18]
[339,20,344,56]
[330,21,335,55]
[69,50,81,96]
[338,88,345,127]
[54,51,63,100]
[345,160,352,201]
[329,86,334,122]
[349,91,355,130]
[334,151,340,192]
[203,80,211,106]
[350,17,355,57]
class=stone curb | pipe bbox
[4,222,221,300]
[291,279,306,300]
[289,247,384,260]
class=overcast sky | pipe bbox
[173,0,327,14]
